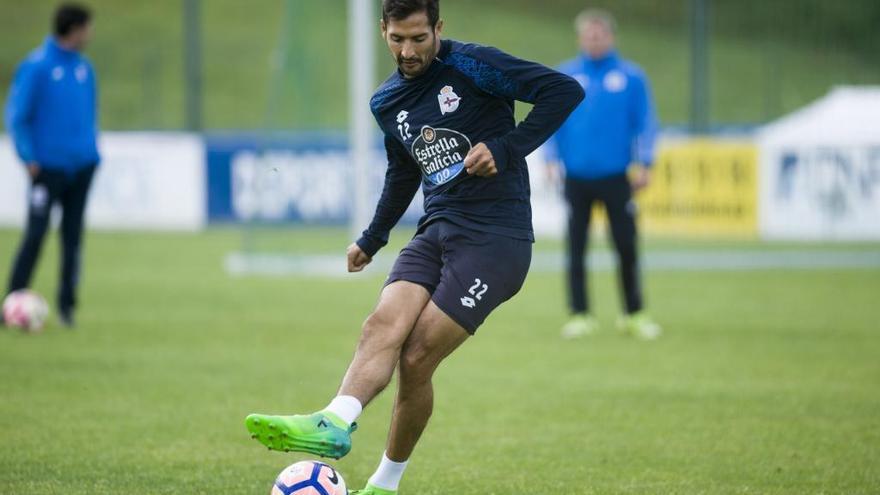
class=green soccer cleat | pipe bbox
[561,313,599,339]
[349,483,397,495]
[245,411,357,459]
[618,311,662,340]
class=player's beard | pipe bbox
[397,37,438,78]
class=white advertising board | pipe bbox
[526,146,567,238]
[0,137,26,227]
[758,87,880,240]
[0,133,205,231]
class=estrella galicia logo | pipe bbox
[411,125,472,185]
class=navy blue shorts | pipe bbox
[386,220,532,334]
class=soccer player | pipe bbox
[545,9,662,340]
[245,0,583,493]
[3,3,98,328]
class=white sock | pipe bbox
[323,395,362,427]
[367,452,409,491]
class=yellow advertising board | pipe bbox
[635,139,759,237]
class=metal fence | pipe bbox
[1,0,877,131]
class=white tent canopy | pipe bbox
[757,86,880,240]
[759,86,880,145]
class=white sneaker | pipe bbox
[617,312,662,340]
[561,314,599,339]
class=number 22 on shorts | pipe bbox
[460,278,488,309]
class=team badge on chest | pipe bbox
[437,85,461,115]
[411,125,472,185]
[603,70,627,92]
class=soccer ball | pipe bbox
[271,461,346,495]
[2,290,50,332]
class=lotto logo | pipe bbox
[460,278,488,309]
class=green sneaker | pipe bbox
[349,483,397,495]
[618,312,662,340]
[245,411,357,459]
[561,313,599,339]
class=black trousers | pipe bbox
[564,173,643,315]
[7,166,96,312]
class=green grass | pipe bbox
[1,1,877,129]
[0,228,878,494]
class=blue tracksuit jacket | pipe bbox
[4,36,100,172]
[546,50,657,180]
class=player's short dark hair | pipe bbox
[53,3,92,37]
[382,0,440,29]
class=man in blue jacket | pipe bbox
[4,3,99,328]
[546,9,661,340]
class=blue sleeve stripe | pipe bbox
[370,78,405,114]
[444,52,519,100]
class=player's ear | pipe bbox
[380,18,387,37]
[434,19,444,38]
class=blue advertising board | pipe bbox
[205,132,423,225]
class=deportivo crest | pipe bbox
[438,85,461,115]
[411,125,472,185]
[75,64,88,83]
[603,70,627,92]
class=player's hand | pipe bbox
[630,165,651,192]
[347,243,372,273]
[464,143,498,177]
[26,163,40,179]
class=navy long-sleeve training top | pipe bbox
[356,39,584,257]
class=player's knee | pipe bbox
[24,222,50,242]
[399,342,437,383]
[359,310,406,351]
[616,242,636,262]
[612,235,636,257]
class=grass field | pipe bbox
[1,228,878,494]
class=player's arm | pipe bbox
[349,135,422,272]
[459,44,585,175]
[629,70,658,190]
[4,61,41,177]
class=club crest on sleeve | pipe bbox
[438,85,461,115]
